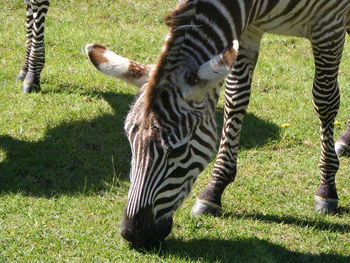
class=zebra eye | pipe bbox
[185,71,200,86]
[131,124,139,134]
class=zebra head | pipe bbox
[120,41,238,247]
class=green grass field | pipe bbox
[1,0,350,262]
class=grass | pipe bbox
[0,0,350,262]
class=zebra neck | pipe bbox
[144,0,256,116]
[161,0,256,70]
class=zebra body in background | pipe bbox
[18,0,49,93]
[85,0,350,247]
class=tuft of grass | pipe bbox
[1,0,350,262]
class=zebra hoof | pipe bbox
[17,73,26,82]
[314,196,338,214]
[17,69,27,81]
[22,83,40,93]
[190,199,221,217]
[335,141,350,157]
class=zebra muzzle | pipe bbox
[120,206,173,248]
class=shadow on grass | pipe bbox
[0,85,280,196]
[161,237,350,263]
[0,90,133,196]
[215,108,281,150]
[222,211,350,234]
[240,113,281,149]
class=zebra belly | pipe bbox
[261,22,310,38]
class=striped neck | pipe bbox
[144,0,254,113]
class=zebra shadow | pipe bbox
[222,211,350,233]
[160,237,350,263]
[0,88,133,196]
[215,107,281,150]
[0,86,280,196]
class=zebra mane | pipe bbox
[143,0,197,118]
[164,0,197,29]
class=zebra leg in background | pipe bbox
[22,0,50,93]
[312,29,345,214]
[335,29,350,156]
[191,43,260,216]
[335,116,350,156]
[17,0,34,82]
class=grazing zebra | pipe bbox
[17,0,49,93]
[84,0,350,247]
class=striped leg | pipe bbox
[22,0,50,93]
[17,0,34,82]
[312,29,345,214]
[192,43,260,216]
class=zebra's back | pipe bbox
[249,0,350,38]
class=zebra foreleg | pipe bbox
[311,29,345,214]
[192,45,260,216]
[17,0,34,82]
[22,0,50,93]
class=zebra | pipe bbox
[83,0,350,247]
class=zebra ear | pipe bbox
[197,41,239,82]
[85,44,154,88]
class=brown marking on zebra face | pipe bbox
[87,44,108,67]
[123,61,149,80]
